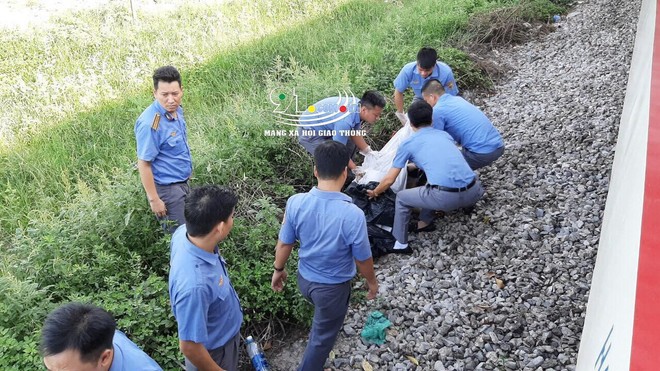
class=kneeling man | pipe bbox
[367,100,484,253]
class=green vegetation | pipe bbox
[0,0,565,369]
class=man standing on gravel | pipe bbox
[367,101,484,253]
[422,79,504,170]
[393,47,459,125]
[271,141,379,370]
[135,66,192,233]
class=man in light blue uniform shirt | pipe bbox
[298,90,385,170]
[422,79,504,170]
[41,302,162,371]
[368,101,484,254]
[272,141,379,370]
[393,47,459,124]
[169,185,242,371]
[135,66,193,232]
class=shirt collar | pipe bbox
[181,228,219,266]
[109,340,123,371]
[152,101,179,121]
[437,93,451,104]
[310,187,352,202]
[413,126,435,136]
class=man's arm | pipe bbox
[179,340,224,371]
[351,135,369,154]
[394,90,405,114]
[366,167,402,198]
[137,159,166,217]
[355,257,378,300]
[272,240,294,292]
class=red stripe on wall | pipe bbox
[630,1,660,368]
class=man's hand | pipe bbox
[395,111,408,126]
[271,270,288,292]
[359,145,372,156]
[149,198,167,217]
[367,281,379,300]
[366,189,378,199]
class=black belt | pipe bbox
[161,179,189,186]
[427,178,477,193]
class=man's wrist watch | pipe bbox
[274,265,285,272]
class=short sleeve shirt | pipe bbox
[298,97,361,144]
[109,330,162,371]
[168,225,243,350]
[135,101,193,185]
[278,187,372,284]
[393,61,459,98]
[431,94,503,154]
[393,127,475,188]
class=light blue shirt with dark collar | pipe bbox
[298,96,361,145]
[393,61,459,98]
[169,225,243,350]
[135,101,192,185]
[393,127,475,188]
[109,330,162,371]
[279,187,372,284]
[431,94,504,154]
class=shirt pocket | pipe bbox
[163,134,187,155]
[214,275,230,301]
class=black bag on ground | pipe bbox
[343,181,396,227]
[367,223,396,258]
[344,181,397,257]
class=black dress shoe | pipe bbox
[391,246,414,254]
[408,222,436,233]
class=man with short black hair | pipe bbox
[368,101,484,254]
[297,90,386,170]
[169,185,242,371]
[40,302,161,371]
[422,79,504,170]
[135,65,193,232]
[393,47,459,124]
[271,140,379,370]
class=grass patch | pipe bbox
[0,0,564,369]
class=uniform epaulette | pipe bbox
[151,113,161,130]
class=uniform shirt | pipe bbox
[135,101,193,185]
[431,94,503,154]
[109,330,162,371]
[279,187,372,284]
[393,61,459,98]
[393,127,475,188]
[298,97,361,144]
[169,225,243,350]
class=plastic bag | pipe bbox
[358,123,413,193]
[367,224,396,258]
[343,182,396,226]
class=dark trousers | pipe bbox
[297,274,351,371]
[185,331,241,371]
[155,181,189,233]
[462,146,505,170]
